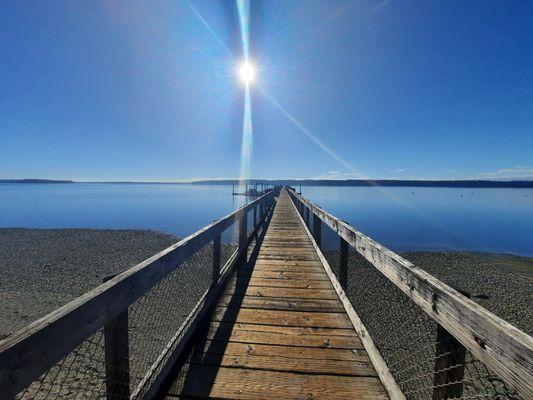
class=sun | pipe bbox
[238,62,256,85]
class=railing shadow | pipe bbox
[158,199,276,398]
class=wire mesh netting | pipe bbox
[317,218,522,400]
[221,221,239,270]
[15,217,244,399]
[17,329,106,399]
[162,204,274,397]
[247,206,257,235]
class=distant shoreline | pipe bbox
[2,178,533,188]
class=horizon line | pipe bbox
[2,178,533,184]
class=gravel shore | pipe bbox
[402,251,532,335]
[1,228,531,398]
[0,228,177,337]
[1,229,531,338]
[323,249,532,397]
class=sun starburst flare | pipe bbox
[238,62,256,85]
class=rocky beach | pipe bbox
[1,228,531,338]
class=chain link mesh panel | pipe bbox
[17,329,107,399]
[15,237,230,399]
[317,217,522,400]
[10,194,271,400]
[163,203,274,396]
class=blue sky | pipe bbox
[1,0,532,181]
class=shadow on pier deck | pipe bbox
[164,190,387,399]
[0,188,531,400]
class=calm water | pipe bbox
[0,184,532,256]
[302,186,533,257]
[0,184,249,238]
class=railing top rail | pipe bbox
[287,187,533,399]
[0,190,275,396]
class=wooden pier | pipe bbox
[0,187,531,400]
[164,190,387,399]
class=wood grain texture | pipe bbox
[165,190,387,399]
[223,285,340,300]
[166,366,388,400]
[289,189,405,400]
[191,340,369,362]
[0,192,276,398]
[218,295,345,312]
[288,188,533,399]
[212,307,353,329]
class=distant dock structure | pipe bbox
[232,182,301,197]
[232,182,277,197]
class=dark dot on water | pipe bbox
[411,192,414,195]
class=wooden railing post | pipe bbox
[212,234,221,284]
[238,211,248,262]
[433,291,469,399]
[103,275,130,400]
[339,237,348,290]
[253,204,257,228]
[433,324,466,399]
[312,214,322,248]
[260,198,264,220]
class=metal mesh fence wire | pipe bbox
[220,220,239,269]
[10,194,276,400]
[161,208,272,396]
[15,236,224,399]
[318,227,522,400]
[17,329,106,399]
[247,206,257,235]
[127,240,214,398]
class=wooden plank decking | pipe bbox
[165,190,388,399]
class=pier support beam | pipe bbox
[212,234,221,284]
[103,275,130,400]
[312,214,321,248]
[432,324,466,399]
[339,237,348,290]
[238,212,248,262]
[432,292,469,400]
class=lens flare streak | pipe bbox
[237,0,253,184]
[237,0,250,61]
[239,87,253,183]
[185,1,474,245]
[258,84,364,177]
[185,0,235,60]
[257,84,472,244]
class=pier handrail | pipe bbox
[287,187,533,399]
[0,190,276,399]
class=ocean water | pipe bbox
[0,183,532,256]
[0,184,249,239]
[302,186,533,257]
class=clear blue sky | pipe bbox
[1,1,532,181]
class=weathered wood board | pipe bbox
[164,190,388,399]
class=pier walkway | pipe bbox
[1,187,531,400]
[164,190,387,399]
